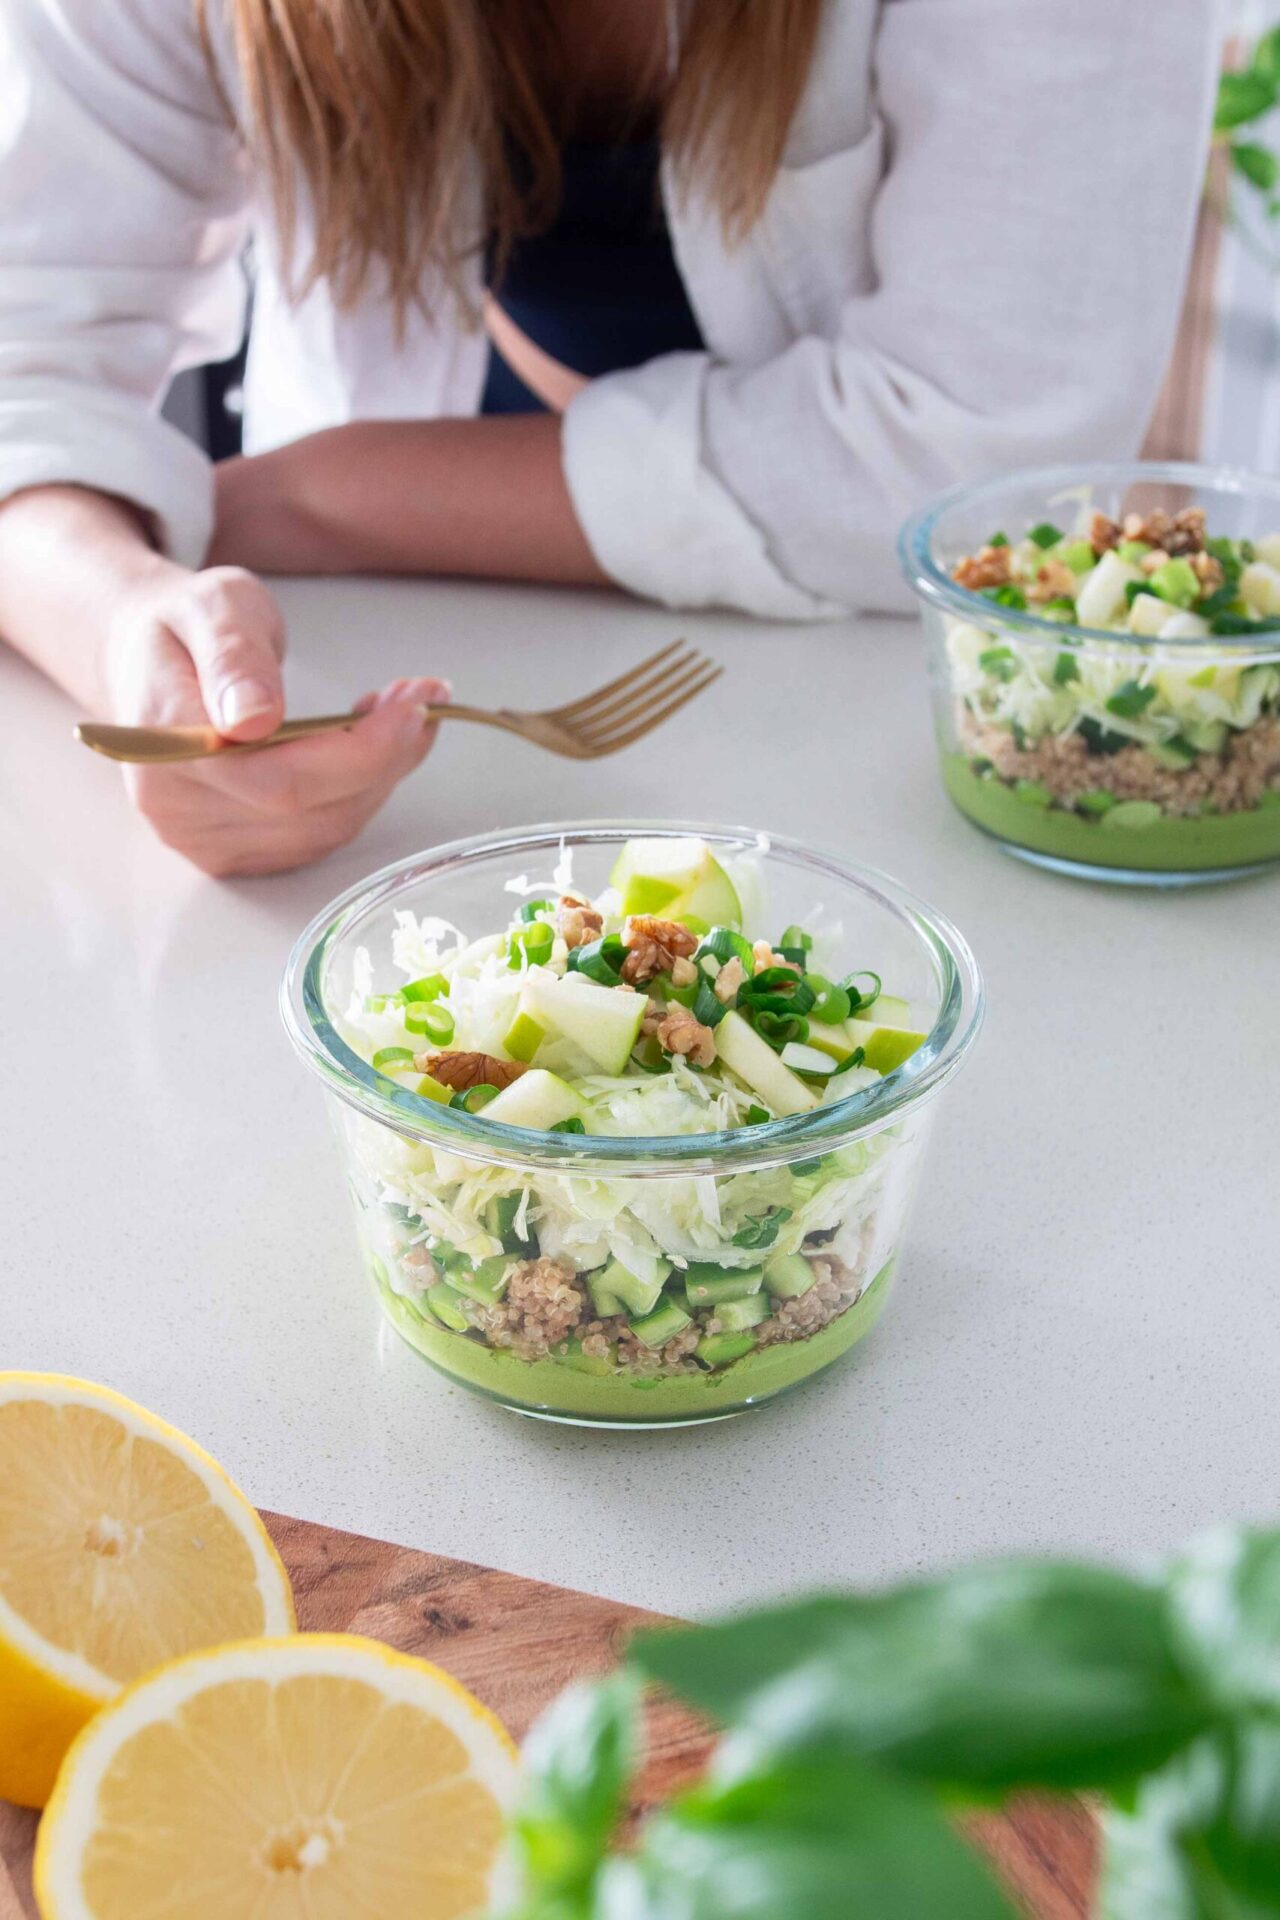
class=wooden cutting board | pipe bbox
[0,1511,1096,1918]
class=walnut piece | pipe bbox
[620,915,698,984]
[751,939,801,977]
[1027,557,1077,602]
[556,895,603,950]
[1089,512,1121,553]
[1164,506,1208,556]
[656,1004,717,1068]
[413,1050,528,1090]
[1191,550,1224,593]
[952,545,1011,590]
[714,956,747,1004]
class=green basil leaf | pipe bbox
[1101,1724,1280,1920]
[512,1674,641,1902]
[593,1755,1015,1920]
[1232,141,1280,192]
[1216,70,1276,132]
[631,1568,1211,1795]
[1166,1527,1280,1716]
[730,1207,793,1251]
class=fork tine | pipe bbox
[582,665,724,756]
[573,653,714,743]
[552,641,686,721]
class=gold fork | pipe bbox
[74,642,723,765]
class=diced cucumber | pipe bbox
[1014,779,1053,808]
[1100,800,1163,830]
[483,1192,536,1255]
[712,1295,770,1333]
[695,1332,758,1370]
[1059,539,1096,573]
[1148,557,1199,608]
[763,1252,816,1299]
[1151,739,1198,770]
[552,1339,616,1377]
[627,1298,693,1349]
[448,1256,510,1307]
[1075,789,1116,816]
[424,1282,470,1331]
[681,1263,765,1307]
[588,1273,626,1319]
[594,1257,668,1318]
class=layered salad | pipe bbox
[335,838,933,1421]
[940,505,1280,873]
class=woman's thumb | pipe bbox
[168,567,287,741]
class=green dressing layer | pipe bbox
[376,1259,896,1423]
[943,754,1280,874]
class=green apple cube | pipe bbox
[856,992,911,1027]
[481,1069,588,1131]
[715,1011,818,1117]
[501,1008,545,1063]
[523,971,646,1074]
[805,1020,860,1064]
[608,837,742,928]
[842,1017,927,1074]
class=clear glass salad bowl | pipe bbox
[900,462,1280,886]
[281,824,983,1428]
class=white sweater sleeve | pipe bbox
[0,0,249,564]
[563,0,1222,619]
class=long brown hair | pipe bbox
[199,0,824,321]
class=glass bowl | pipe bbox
[281,823,983,1428]
[900,462,1280,886]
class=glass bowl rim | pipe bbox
[280,820,984,1176]
[897,458,1280,665]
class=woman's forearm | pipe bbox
[0,486,180,711]
[210,413,610,586]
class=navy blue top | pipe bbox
[481,138,704,415]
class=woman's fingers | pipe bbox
[194,676,449,813]
[158,566,287,740]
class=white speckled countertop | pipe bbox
[3,577,1275,1616]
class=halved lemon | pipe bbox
[0,1373,294,1806]
[36,1634,518,1919]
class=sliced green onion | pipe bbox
[1041,596,1077,620]
[692,976,727,1030]
[406,1002,454,1044]
[549,1117,586,1134]
[1106,680,1157,719]
[401,974,448,1003]
[695,926,753,970]
[519,898,553,922]
[745,1104,771,1125]
[1211,611,1280,635]
[372,1046,416,1073]
[363,992,402,1014]
[567,935,624,986]
[806,974,852,1025]
[978,644,1018,679]
[830,1045,868,1077]
[1124,580,1159,609]
[840,971,881,1014]
[631,1036,669,1074]
[778,925,813,958]
[980,585,1027,612]
[988,531,1010,548]
[1078,717,1130,755]
[751,1008,809,1052]
[507,921,554,969]
[1028,521,1064,549]
[1053,651,1080,685]
[450,1084,499,1114]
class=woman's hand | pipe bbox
[103,561,448,877]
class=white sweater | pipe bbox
[0,0,1221,618]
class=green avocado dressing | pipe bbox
[376,1259,896,1425]
[943,754,1280,875]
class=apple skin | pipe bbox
[715,1011,818,1117]
[480,1069,588,1131]
[522,970,646,1075]
[609,838,743,929]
